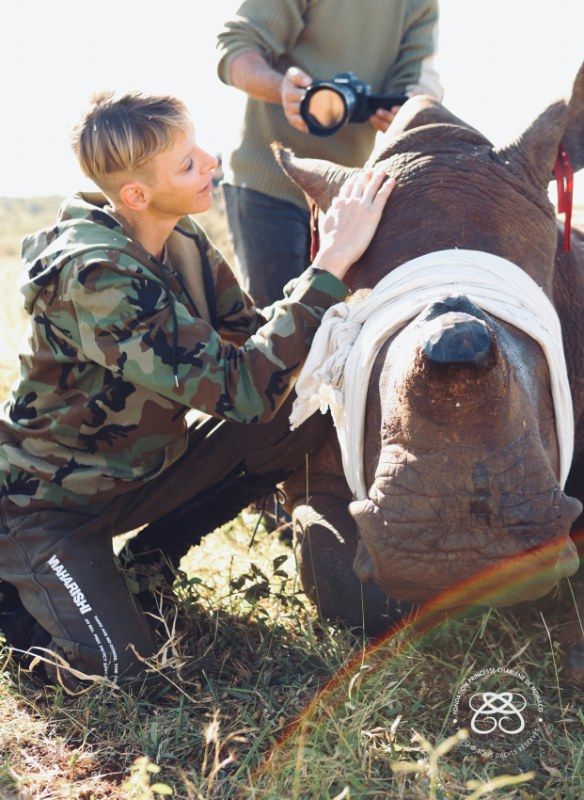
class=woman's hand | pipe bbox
[313,170,396,280]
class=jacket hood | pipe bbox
[20,192,131,314]
[18,191,214,389]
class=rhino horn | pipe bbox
[495,60,584,185]
[422,312,492,368]
[272,142,357,211]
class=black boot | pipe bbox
[0,580,51,661]
[121,469,289,610]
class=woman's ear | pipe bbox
[118,180,151,211]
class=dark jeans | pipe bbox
[0,402,326,687]
[222,184,311,308]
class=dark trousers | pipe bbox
[222,184,311,308]
[0,403,326,688]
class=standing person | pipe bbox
[0,91,395,690]
[217,0,443,307]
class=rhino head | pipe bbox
[276,62,584,609]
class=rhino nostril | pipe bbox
[423,312,491,366]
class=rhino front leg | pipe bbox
[284,416,414,635]
[293,492,413,635]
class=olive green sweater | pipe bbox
[217,0,443,209]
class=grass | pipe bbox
[0,196,582,799]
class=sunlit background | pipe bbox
[0,8,582,796]
[1,0,583,201]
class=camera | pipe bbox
[299,72,408,137]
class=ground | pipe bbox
[0,196,582,799]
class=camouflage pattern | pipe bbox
[0,193,348,508]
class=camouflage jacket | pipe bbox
[0,193,348,508]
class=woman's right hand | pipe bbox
[313,170,396,280]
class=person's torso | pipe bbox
[0,222,215,509]
[225,0,407,206]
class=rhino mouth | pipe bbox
[349,473,582,607]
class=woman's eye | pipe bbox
[185,158,194,172]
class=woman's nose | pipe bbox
[202,149,218,172]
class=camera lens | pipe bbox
[300,84,349,136]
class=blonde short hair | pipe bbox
[71,90,191,188]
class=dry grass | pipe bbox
[0,198,582,799]
[1,539,582,799]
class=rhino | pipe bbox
[273,62,584,687]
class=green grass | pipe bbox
[0,197,582,799]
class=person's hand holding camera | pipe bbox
[369,107,400,132]
[369,89,420,132]
[281,66,312,133]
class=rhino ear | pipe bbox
[272,142,357,211]
[495,61,584,186]
[562,61,584,172]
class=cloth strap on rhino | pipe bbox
[289,249,574,499]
